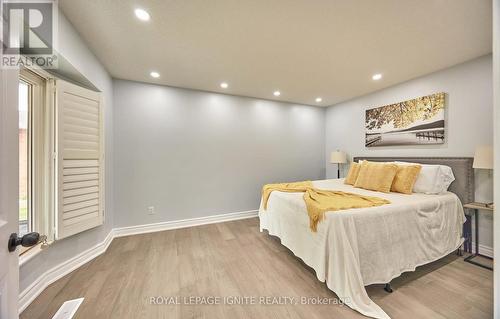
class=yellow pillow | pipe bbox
[354,161,398,193]
[391,165,422,194]
[344,162,361,185]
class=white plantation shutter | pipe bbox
[56,80,104,239]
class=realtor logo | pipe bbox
[1,0,58,68]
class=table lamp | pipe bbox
[330,151,347,179]
[473,145,493,208]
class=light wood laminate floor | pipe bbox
[21,218,493,319]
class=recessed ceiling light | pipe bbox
[150,71,160,78]
[315,97,322,103]
[273,91,281,97]
[372,73,382,81]
[220,82,228,89]
[135,8,151,21]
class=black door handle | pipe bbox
[8,232,40,252]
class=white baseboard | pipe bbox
[114,209,258,238]
[470,242,494,258]
[18,209,258,314]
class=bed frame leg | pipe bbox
[456,247,463,256]
[384,283,393,293]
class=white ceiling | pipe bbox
[59,0,492,106]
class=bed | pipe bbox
[258,157,473,319]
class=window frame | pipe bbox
[19,68,56,256]
[18,79,32,237]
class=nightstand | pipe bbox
[463,202,493,270]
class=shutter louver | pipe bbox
[56,80,104,239]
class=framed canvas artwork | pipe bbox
[365,92,445,147]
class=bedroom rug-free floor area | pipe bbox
[21,218,493,319]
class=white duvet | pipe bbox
[259,179,465,319]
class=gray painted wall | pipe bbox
[19,11,114,292]
[113,80,325,227]
[325,55,494,249]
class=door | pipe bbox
[0,68,20,318]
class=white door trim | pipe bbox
[0,67,20,319]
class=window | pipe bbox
[18,81,30,236]
[18,68,104,254]
[18,69,55,250]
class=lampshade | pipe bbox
[473,145,493,169]
[330,151,347,164]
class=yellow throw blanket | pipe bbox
[303,189,390,232]
[262,181,313,210]
[262,182,390,232]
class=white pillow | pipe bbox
[394,161,455,194]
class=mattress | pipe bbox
[259,178,465,319]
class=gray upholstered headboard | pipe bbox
[352,157,474,204]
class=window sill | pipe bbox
[19,242,49,266]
